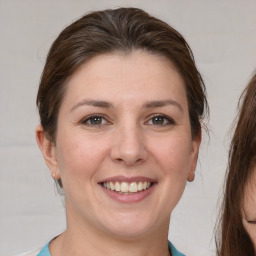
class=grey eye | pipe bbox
[152,116,165,125]
[89,116,103,125]
[147,115,174,126]
[82,115,108,126]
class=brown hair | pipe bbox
[37,7,208,141]
[216,73,256,256]
[37,7,208,188]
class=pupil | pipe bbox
[91,117,102,125]
[153,116,164,125]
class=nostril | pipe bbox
[135,158,144,164]
[114,156,144,166]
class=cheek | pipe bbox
[151,133,192,176]
[151,136,192,215]
[56,133,108,182]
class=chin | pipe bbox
[98,212,160,239]
[104,224,153,240]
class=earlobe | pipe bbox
[35,125,60,180]
[187,131,201,182]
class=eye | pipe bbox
[81,115,109,126]
[147,114,175,126]
[246,220,256,224]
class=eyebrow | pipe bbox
[143,100,183,112]
[71,100,113,112]
[70,99,183,112]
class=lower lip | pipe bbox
[100,184,156,203]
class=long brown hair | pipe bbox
[216,73,256,256]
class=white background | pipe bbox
[1,1,256,256]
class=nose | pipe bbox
[110,124,148,166]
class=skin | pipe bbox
[243,170,256,252]
[36,50,201,256]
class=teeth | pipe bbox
[137,181,143,191]
[102,181,152,193]
[110,182,115,190]
[120,182,129,192]
[115,182,121,192]
[129,182,138,193]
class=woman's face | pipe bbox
[38,51,200,239]
[243,170,256,250]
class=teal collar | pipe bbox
[168,240,185,256]
[37,240,185,256]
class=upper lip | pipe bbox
[99,176,157,183]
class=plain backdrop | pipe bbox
[1,1,256,256]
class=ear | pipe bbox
[36,125,60,180]
[187,131,201,182]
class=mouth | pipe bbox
[98,176,157,202]
[101,181,153,194]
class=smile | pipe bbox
[99,176,156,203]
[102,181,152,194]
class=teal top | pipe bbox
[37,240,185,256]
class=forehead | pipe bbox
[61,51,187,109]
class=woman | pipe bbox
[216,73,256,256]
[33,7,207,256]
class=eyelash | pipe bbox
[80,114,175,127]
[247,220,256,224]
[81,115,110,126]
[146,114,175,126]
